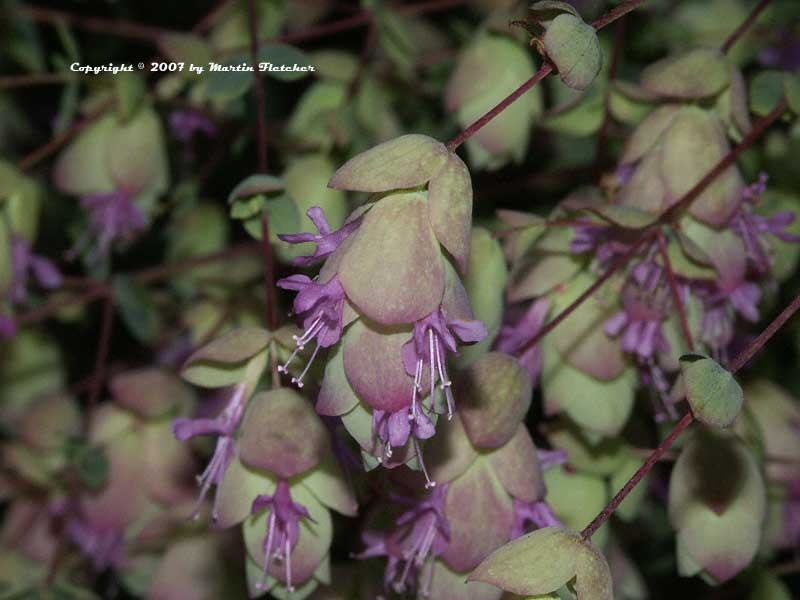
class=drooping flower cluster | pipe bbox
[277,134,487,487]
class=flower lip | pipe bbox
[276,274,346,388]
[251,480,313,593]
[278,206,362,268]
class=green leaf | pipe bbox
[112,276,161,344]
[679,353,743,427]
[749,70,785,116]
[115,72,147,122]
[327,134,449,192]
[641,48,730,99]
[528,1,580,27]
[66,441,109,491]
[181,327,271,388]
[206,55,253,101]
[544,14,602,91]
[227,174,284,203]
[469,526,581,595]
[574,542,613,599]
[257,44,313,82]
[156,32,211,66]
[782,73,800,114]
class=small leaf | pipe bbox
[156,33,210,67]
[528,1,580,27]
[469,526,581,595]
[750,70,785,116]
[66,441,109,491]
[206,56,253,101]
[181,328,271,388]
[227,174,284,204]
[784,73,800,114]
[574,542,613,599]
[112,276,161,344]
[562,192,657,229]
[679,353,743,427]
[544,14,603,91]
[428,153,472,274]
[257,44,313,82]
[327,134,449,192]
[115,72,147,122]
[641,48,731,99]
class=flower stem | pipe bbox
[721,0,771,54]
[581,412,694,540]
[657,232,695,352]
[445,0,646,152]
[582,283,800,539]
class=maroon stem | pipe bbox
[16,243,259,326]
[728,288,800,374]
[247,0,268,174]
[657,232,695,352]
[17,98,114,172]
[85,296,115,429]
[0,72,73,89]
[19,4,178,42]
[581,412,694,540]
[721,0,771,54]
[446,0,645,152]
[594,17,627,172]
[517,233,653,356]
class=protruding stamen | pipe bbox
[257,512,278,589]
[413,437,436,489]
[428,330,435,406]
[410,359,423,421]
[433,336,455,419]
[291,344,321,389]
[284,537,294,593]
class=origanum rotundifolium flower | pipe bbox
[277,135,487,487]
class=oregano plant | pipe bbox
[1,0,800,599]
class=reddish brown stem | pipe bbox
[85,296,115,430]
[581,412,694,540]
[19,4,177,43]
[517,233,653,356]
[446,0,645,152]
[17,98,114,172]
[657,232,695,352]
[721,0,771,54]
[594,17,627,172]
[261,217,278,330]
[728,288,800,374]
[0,72,74,89]
[247,0,268,173]
[447,64,554,151]
[16,244,259,326]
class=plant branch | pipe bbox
[594,17,627,172]
[721,0,770,54]
[0,72,74,89]
[446,0,646,151]
[581,412,694,540]
[247,0,268,173]
[19,4,178,43]
[15,243,260,326]
[582,275,800,539]
[657,232,695,352]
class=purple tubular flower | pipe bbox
[495,298,550,384]
[373,406,436,485]
[0,313,16,339]
[168,109,216,143]
[251,481,313,593]
[402,308,487,420]
[388,486,451,596]
[80,189,147,257]
[8,236,62,303]
[171,383,247,521]
[511,500,564,539]
[605,261,671,362]
[276,274,346,388]
[64,518,125,571]
[278,207,362,268]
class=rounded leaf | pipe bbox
[428,153,473,274]
[338,192,445,325]
[679,353,742,428]
[469,526,581,596]
[238,389,328,478]
[641,48,731,99]
[327,134,448,192]
[456,352,533,449]
[544,14,603,91]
